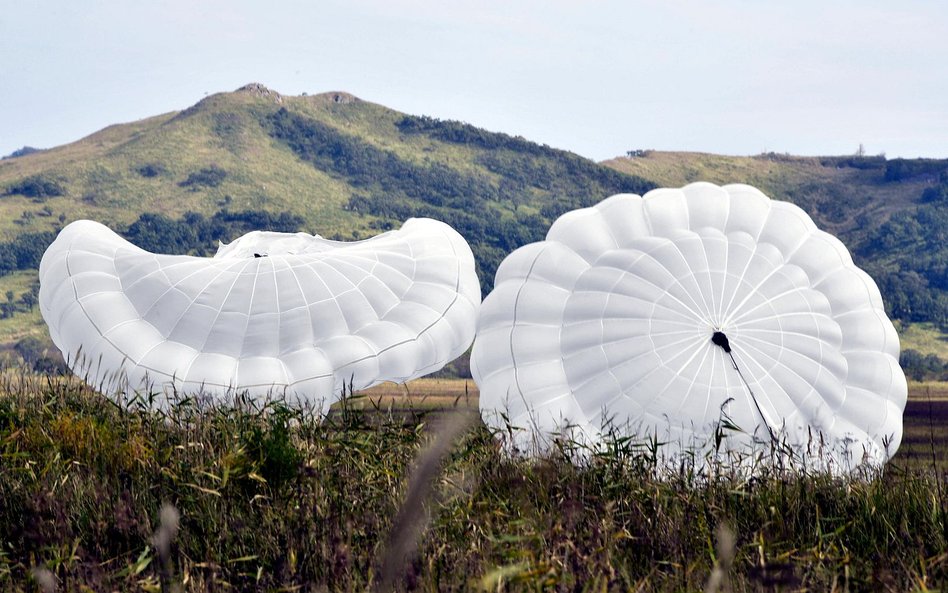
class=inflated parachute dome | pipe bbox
[39,218,480,409]
[472,182,906,469]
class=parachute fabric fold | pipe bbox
[40,218,480,409]
[472,182,906,469]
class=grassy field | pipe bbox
[4,375,948,591]
[0,272,43,346]
[899,323,948,361]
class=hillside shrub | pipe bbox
[2,146,42,159]
[136,163,165,178]
[5,174,65,200]
[179,165,227,189]
[900,349,948,381]
[13,335,45,363]
[818,155,887,170]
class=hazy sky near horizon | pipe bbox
[2,0,946,161]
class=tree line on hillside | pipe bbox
[395,115,561,156]
[265,108,653,290]
[0,209,305,278]
[811,155,948,182]
[0,231,58,275]
[396,115,650,204]
[124,209,304,255]
[858,171,948,328]
[267,108,500,210]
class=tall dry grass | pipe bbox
[2,370,948,591]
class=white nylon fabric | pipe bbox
[472,182,906,469]
[40,218,480,410]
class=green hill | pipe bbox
[2,84,947,377]
[0,83,654,278]
[0,83,653,346]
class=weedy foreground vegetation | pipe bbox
[3,373,948,592]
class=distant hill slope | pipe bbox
[603,151,937,237]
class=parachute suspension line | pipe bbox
[726,350,776,443]
[711,331,777,443]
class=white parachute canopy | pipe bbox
[39,218,481,410]
[472,182,907,469]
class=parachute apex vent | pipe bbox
[711,331,731,353]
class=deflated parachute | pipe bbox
[40,218,480,409]
[472,182,906,469]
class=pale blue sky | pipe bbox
[1,0,946,160]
